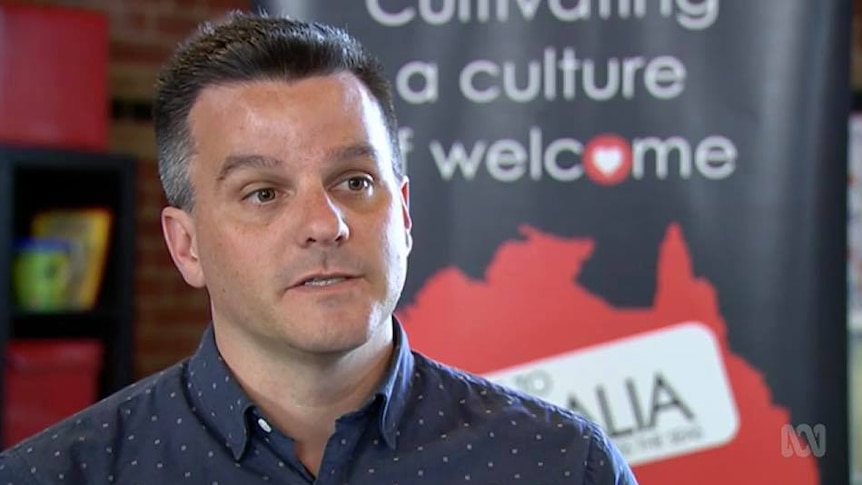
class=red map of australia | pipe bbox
[396,223,818,484]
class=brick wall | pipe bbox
[5,0,247,378]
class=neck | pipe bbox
[213,319,395,475]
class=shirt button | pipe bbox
[257,418,272,433]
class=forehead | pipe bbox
[187,73,390,162]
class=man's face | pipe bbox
[162,73,412,359]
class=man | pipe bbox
[0,11,638,484]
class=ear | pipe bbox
[399,177,413,252]
[161,206,206,288]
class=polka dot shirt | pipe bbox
[0,321,637,484]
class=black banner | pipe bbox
[253,1,851,483]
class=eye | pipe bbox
[342,175,373,192]
[246,188,277,204]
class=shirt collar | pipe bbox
[185,317,416,458]
[186,325,254,461]
[374,316,415,449]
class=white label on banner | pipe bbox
[483,322,739,466]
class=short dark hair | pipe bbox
[153,11,402,210]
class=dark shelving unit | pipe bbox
[0,144,135,444]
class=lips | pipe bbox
[301,276,348,287]
[290,272,358,289]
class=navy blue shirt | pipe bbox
[0,320,638,484]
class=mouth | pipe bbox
[292,273,358,289]
[300,276,350,287]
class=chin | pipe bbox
[272,300,394,354]
[291,335,372,358]
[289,317,382,355]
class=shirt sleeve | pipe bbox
[582,423,640,485]
[0,448,40,485]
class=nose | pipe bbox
[292,186,349,247]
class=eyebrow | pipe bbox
[215,143,381,183]
[327,142,380,164]
[216,154,283,183]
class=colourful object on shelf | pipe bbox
[30,208,113,310]
[3,339,103,447]
[12,238,72,312]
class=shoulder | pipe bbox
[577,417,640,484]
[413,352,639,484]
[414,351,593,430]
[0,361,188,483]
